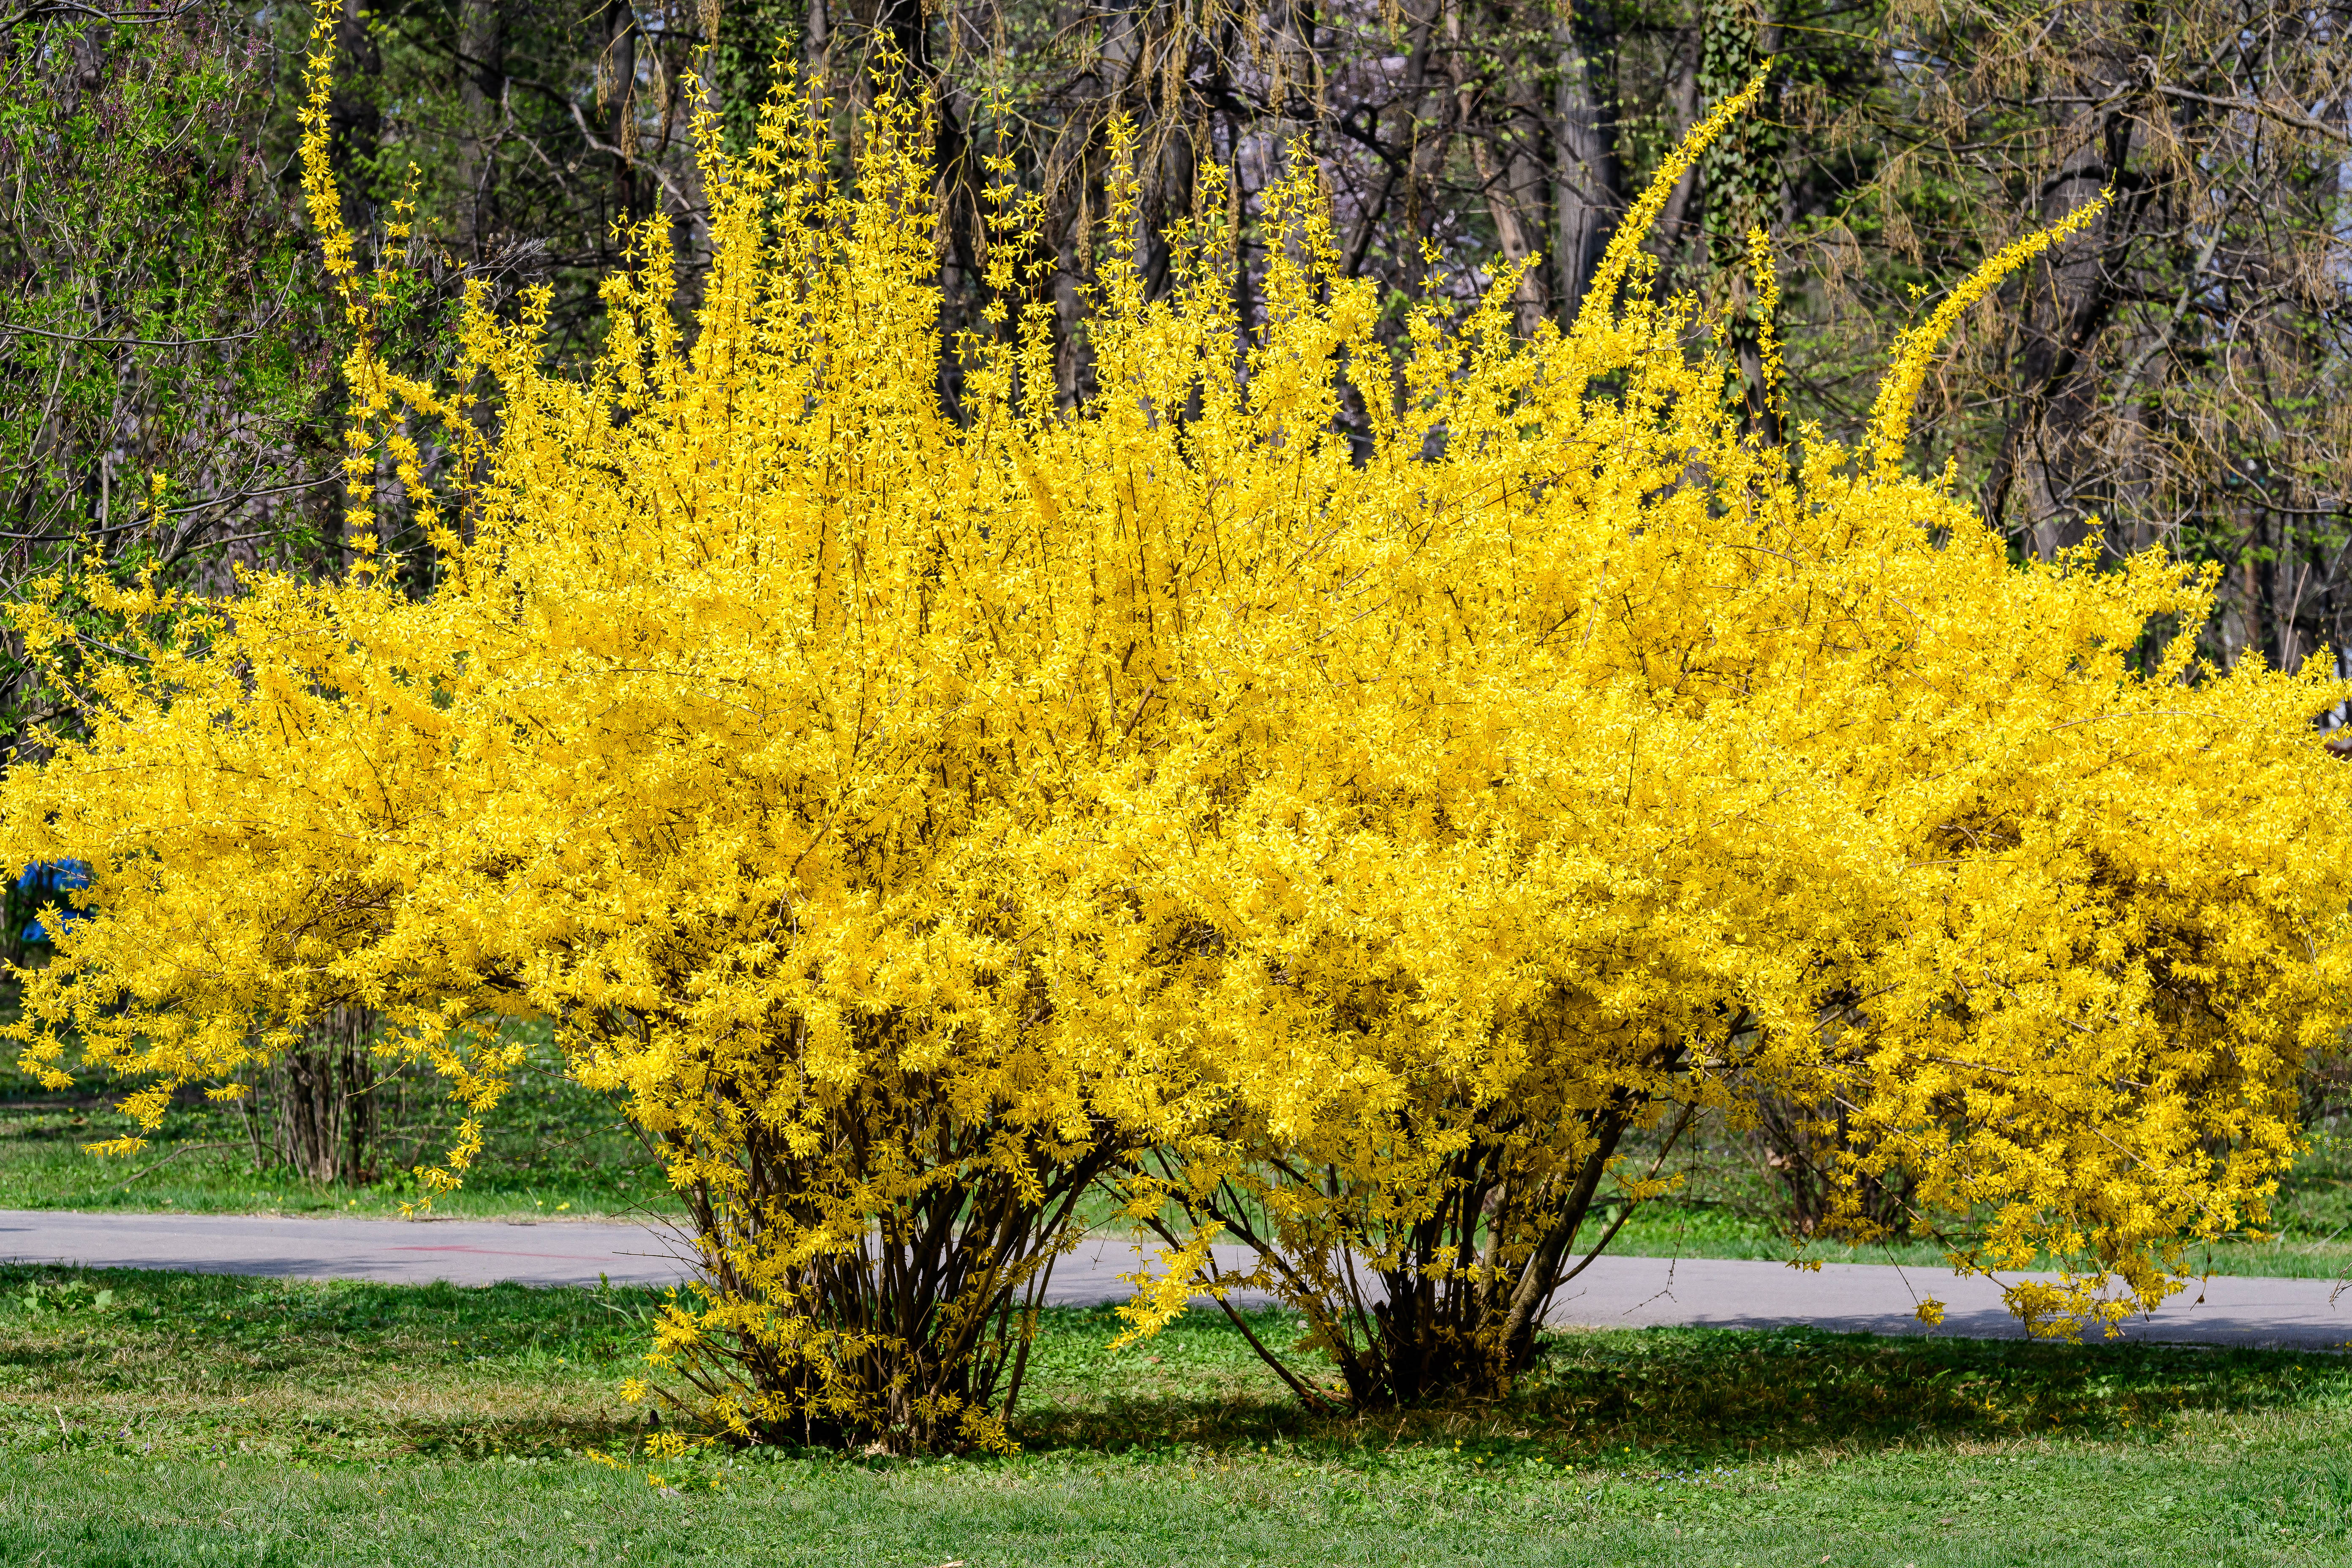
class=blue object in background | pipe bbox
[18,860,90,943]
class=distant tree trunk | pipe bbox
[602,0,640,219]
[1978,93,2134,563]
[1550,0,1622,324]
[1697,0,1781,441]
[328,0,382,236]
[242,1005,379,1185]
[1749,1092,1913,1241]
[455,0,506,258]
[1450,0,1549,337]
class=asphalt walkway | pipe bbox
[3,1208,2344,1352]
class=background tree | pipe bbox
[1801,0,2352,675]
[0,0,343,725]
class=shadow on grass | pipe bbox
[1007,1303,2349,1465]
[0,1267,2343,1470]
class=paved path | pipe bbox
[0,1209,697,1289]
[3,1209,2345,1352]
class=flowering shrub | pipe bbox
[4,6,2347,1444]
[1081,135,2352,1401]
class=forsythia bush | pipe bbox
[4,8,2347,1443]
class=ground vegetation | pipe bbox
[0,1264,2344,1564]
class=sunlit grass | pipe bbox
[0,1024,678,1220]
[0,1263,2345,1564]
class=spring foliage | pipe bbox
[4,11,2349,1444]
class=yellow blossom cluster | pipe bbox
[3,9,2347,1443]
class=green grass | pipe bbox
[1596,1105,2352,1283]
[1602,1199,2352,1282]
[0,1032,681,1220]
[0,1263,2346,1564]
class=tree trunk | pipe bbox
[244,1006,379,1186]
[1449,0,1548,336]
[1979,91,2137,560]
[1698,0,1780,438]
[602,0,640,218]
[328,0,381,239]
[456,0,506,259]
[1550,0,1622,325]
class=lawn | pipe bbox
[0,1029,675,1222]
[0,1263,2345,1565]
